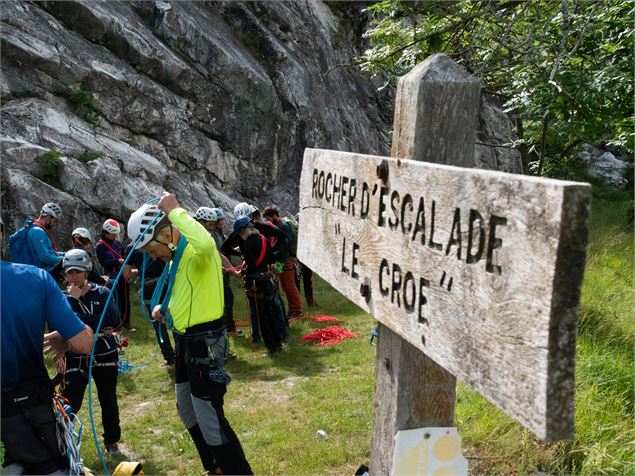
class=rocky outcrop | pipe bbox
[1,0,390,244]
[1,0,519,247]
[575,144,631,188]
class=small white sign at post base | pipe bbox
[392,427,468,476]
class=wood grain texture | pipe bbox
[297,148,590,441]
[371,325,456,476]
[371,54,478,475]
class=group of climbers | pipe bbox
[2,195,314,475]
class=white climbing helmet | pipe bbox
[102,219,121,234]
[71,227,93,243]
[127,204,166,250]
[234,202,251,218]
[211,208,225,221]
[62,248,93,272]
[41,202,63,220]
[195,206,215,222]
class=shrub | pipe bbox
[78,149,101,163]
[68,89,100,125]
[34,150,63,188]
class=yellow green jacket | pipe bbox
[168,208,224,332]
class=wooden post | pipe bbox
[297,53,590,472]
[370,54,481,475]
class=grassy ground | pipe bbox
[69,184,632,475]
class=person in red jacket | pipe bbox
[96,219,133,331]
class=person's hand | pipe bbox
[102,275,110,283]
[152,304,166,323]
[158,191,180,215]
[55,354,66,374]
[68,284,83,299]
[44,331,70,363]
[118,258,125,264]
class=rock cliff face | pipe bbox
[1,1,519,247]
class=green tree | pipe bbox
[359,0,634,178]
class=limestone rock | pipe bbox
[0,0,521,239]
[575,144,631,188]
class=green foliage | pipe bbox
[359,0,634,177]
[34,150,63,188]
[77,149,101,163]
[68,89,100,125]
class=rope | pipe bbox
[301,326,359,347]
[87,197,162,475]
[53,393,85,476]
[290,314,342,325]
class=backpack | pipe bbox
[8,218,37,265]
[282,216,299,257]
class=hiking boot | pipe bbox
[105,443,121,457]
[161,361,175,368]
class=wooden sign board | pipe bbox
[298,147,591,441]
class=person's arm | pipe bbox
[169,208,215,255]
[88,267,106,285]
[157,191,215,256]
[255,221,286,241]
[44,328,94,357]
[28,227,62,268]
[221,232,242,257]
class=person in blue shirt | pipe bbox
[59,248,123,455]
[1,238,93,474]
[14,202,65,271]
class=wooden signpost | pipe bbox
[297,54,591,475]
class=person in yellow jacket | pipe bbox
[127,192,252,475]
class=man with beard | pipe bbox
[9,202,65,271]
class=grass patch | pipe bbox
[68,89,100,125]
[57,182,633,474]
[34,149,63,189]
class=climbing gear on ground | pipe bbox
[301,326,360,346]
[112,461,144,475]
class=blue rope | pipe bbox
[158,235,188,329]
[87,197,161,475]
[139,253,157,323]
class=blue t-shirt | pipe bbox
[27,225,63,271]
[1,261,86,391]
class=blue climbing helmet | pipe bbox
[233,216,252,233]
